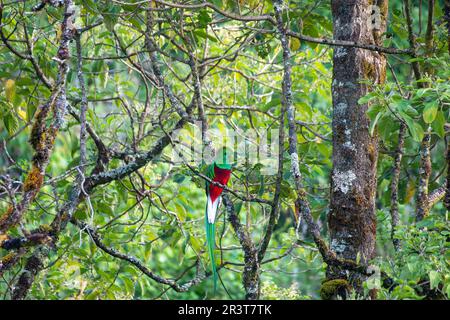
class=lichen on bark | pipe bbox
[328,0,388,297]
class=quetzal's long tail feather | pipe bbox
[205,212,217,294]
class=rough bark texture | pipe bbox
[11,246,48,299]
[328,0,387,295]
[0,0,75,235]
[446,139,450,211]
[224,195,260,300]
[445,0,450,209]
[445,0,450,54]
[416,129,432,221]
[390,122,406,250]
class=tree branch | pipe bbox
[73,219,206,292]
[390,123,406,250]
[0,0,75,234]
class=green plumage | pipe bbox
[205,162,218,294]
[205,213,217,293]
[204,147,233,295]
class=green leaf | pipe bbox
[429,270,441,290]
[196,9,212,28]
[289,38,301,51]
[173,201,187,222]
[262,92,281,111]
[414,88,431,98]
[122,276,135,295]
[193,30,217,42]
[367,103,385,121]
[258,174,265,196]
[400,112,424,142]
[422,101,438,124]
[431,110,445,138]
[104,16,117,32]
[234,201,243,215]
[5,79,16,102]
[403,105,419,117]
[416,218,434,228]
[390,98,411,113]
[3,112,19,136]
[85,290,100,300]
[173,173,185,184]
[412,122,424,142]
[190,236,202,254]
[369,111,383,136]
[358,92,377,105]
[101,4,120,32]
[16,78,35,86]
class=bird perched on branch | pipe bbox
[204,147,232,294]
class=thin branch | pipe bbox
[258,0,289,264]
[416,128,432,221]
[152,0,410,54]
[390,123,406,250]
[403,0,423,84]
[75,33,88,173]
[73,219,205,292]
[0,0,75,234]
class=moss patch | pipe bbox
[0,206,14,228]
[37,224,53,233]
[320,279,351,300]
[23,165,44,192]
[0,252,16,265]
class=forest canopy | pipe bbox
[0,0,449,300]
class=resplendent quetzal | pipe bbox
[205,147,232,293]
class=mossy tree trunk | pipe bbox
[327,0,388,298]
[444,0,450,211]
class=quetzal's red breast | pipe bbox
[208,165,231,203]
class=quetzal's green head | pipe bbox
[214,146,233,170]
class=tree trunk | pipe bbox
[327,0,388,297]
[444,0,450,210]
[242,249,260,300]
[224,195,260,299]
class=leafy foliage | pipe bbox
[0,0,448,300]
